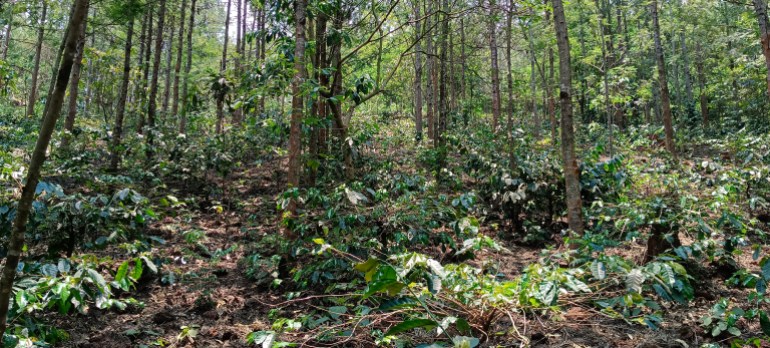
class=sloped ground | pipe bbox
[46,143,770,348]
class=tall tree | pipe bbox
[146,0,167,158]
[62,16,88,148]
[0,0,90,333]
[651,0,676,156]
[753,0,770,100]
[180,0,196,133]
[172,0,186,118]
[552,0,585,236]
[488,0,501,132]
[287,0,308,210]
[25,0,47,118]
[110,9,137,171]
[413,0,423,142]
[216,0,232,134]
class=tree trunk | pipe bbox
[217,0,231,134]
[288,0,307,203]
[139,7,154,134]
[62,17,88,148]
[488,0,501,133]
[753,0,770,100]
[162,25,174,116]
[0,0,89,333]
[651,0,676,157]
[172,0,186,119]
[437,0,449,146]
[147,0,167,158]
[26,1,47,118]
[110,18,135,171]
[413,0,423,142]
[546,7,557,144]
[1,22,10,60]
[680,32,694,109]
[506,2,516,171]
[552,0,585,236]
[696,42,709,129]
[180,0,195,133]
[425,1,435,141]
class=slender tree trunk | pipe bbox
[26,1,47,118]
[139,8,154,134]
[552,0,585,236]
[162,24,174,116]
[524,23,540,138]
[506,2,516,171]
[217,0,231,134]
[425,1,435,140]
[413,0,423,142]
[1,22,10,60]
[0,0,89,333]
[753,0,770,100]
[545,8,557,144]
[110,18,135,171]
[488,0,501,132]
[62,18,88,148]
[288,0,307,206]
[597,10,612,156]
[437,0,449,147]
[460,17,467,101]
[180,0,195,133]
[696,42,709,129]
[147,0,167,158]
[681,32,694,108]
[172,0,186,119]
[651,0,676,157]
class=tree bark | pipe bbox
[696,42,709,129]
[413,0,423,142]
[753,0,770,100]
[425,1,435,141]
[217,0,231,134]
[552,0,585,236]
[147,0,167,158]
[506,2,516,171]
[680,32,694,108]
[0,0,89,333]
[172,0,186,119]
[180,0,195,133]
[62,17,88,148]
[26,1,47,118]
[546,7,557,144]
[651,0,676,157]
[162,23,174,116]
[488,0,501,133]
[1,22,10,60]
[110,18,135,171]
[437,0,449,146]
[139,7,154,134]
[288,0,307,200]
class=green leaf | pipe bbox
[762,259,770,281]
[58,259,71,274]
[354,258,379,273]
[41,264,58,277]
[130,258,143,281]
[379,297,419,311]
[590,261,606,280]
[385,319,437,336]
[328,306,347,320]
[115,261,129,284]
[86,269,108,292]
[760,311,770,336]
